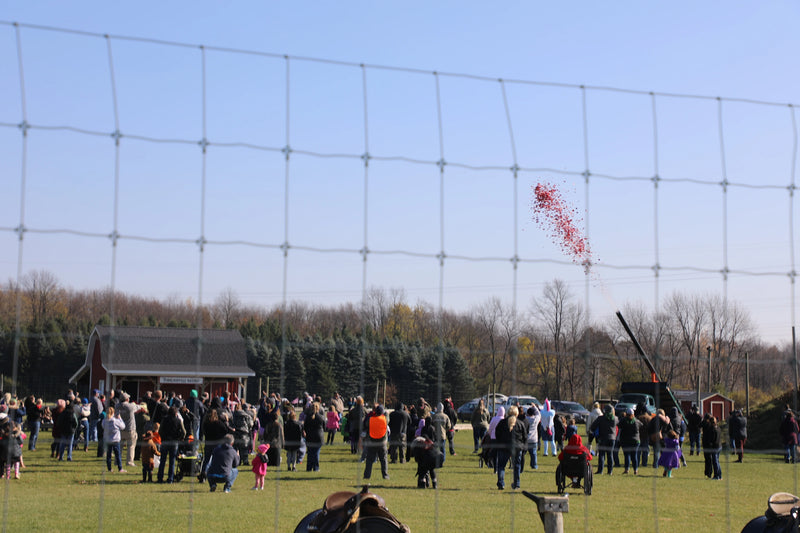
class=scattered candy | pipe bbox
[531,182,592,268]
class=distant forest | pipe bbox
[0,270,794,408]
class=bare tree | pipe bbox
[664,292,707,390]
[471,297,517,395]
[213,287,242,328]
[707,295,754,392]
[530,279,575,399]
[22,270,64,328]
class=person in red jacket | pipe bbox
[558,434,593,463]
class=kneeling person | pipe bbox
[206,434,240,493]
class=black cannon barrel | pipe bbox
[615,310,659,382]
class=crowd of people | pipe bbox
[0,388,461,493]
[1,388,798,494]
[471,397,762,489]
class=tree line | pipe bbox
[0,270,794,409]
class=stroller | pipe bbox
[174,452,202,482]
[555,450,593,496]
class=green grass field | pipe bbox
[3,430,799,532]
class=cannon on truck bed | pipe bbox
[615,311,685,419]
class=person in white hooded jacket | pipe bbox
[540,400,556,456]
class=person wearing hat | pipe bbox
[185,389,206,452]
[140,430,160,482]
[363,404,390,481]
[250,443,270,490]
[75,398,91,452]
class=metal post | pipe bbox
[707,346,712,392]
[696,372,701,415]
[793,327,799,413]
[745,351,750,417]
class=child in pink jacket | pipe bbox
[251,443,270,490]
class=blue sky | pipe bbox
[1,2,799,344]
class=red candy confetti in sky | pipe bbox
[531,182,592,266]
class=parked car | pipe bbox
[457,396,505,422]
[614,393,657,418]
[502,395,542,413]
[457,400,480,422]
[551,400,590,424]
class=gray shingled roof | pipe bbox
[673,389,732,402]
[90,326,254,376]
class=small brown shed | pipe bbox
[674,389,735,421]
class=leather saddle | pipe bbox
[304,486,410,533]
[741,493,800,533]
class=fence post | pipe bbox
[523,492,569,533]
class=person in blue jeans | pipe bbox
[590,404,618,475]
[157,406,186,483]
[102,407,126,473]
[24,396,42,451]
[56,399,79,462]
[494,406,526,490]
[206,434,240,492]
[702,414,723,480]
[524,406,541,469]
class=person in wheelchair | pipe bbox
[557,434,594,494]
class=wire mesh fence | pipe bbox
[1,20,799,532]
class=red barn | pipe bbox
[69,326,255,400]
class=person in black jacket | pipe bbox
[444,397,458,456]
[157,406,186,483]
[728,409,747,463]
[24,396,42,452]
[589,404,618,475]
[618,408,642,475]
[389,403,411,464]
[494,406,526,490]
[198,408,234,482]
[686,405,703,456]
[348,396,366,456]
[303,402,326,472]
[284,410,302,471]
[56,399,79,462]
[702,414,722,480]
